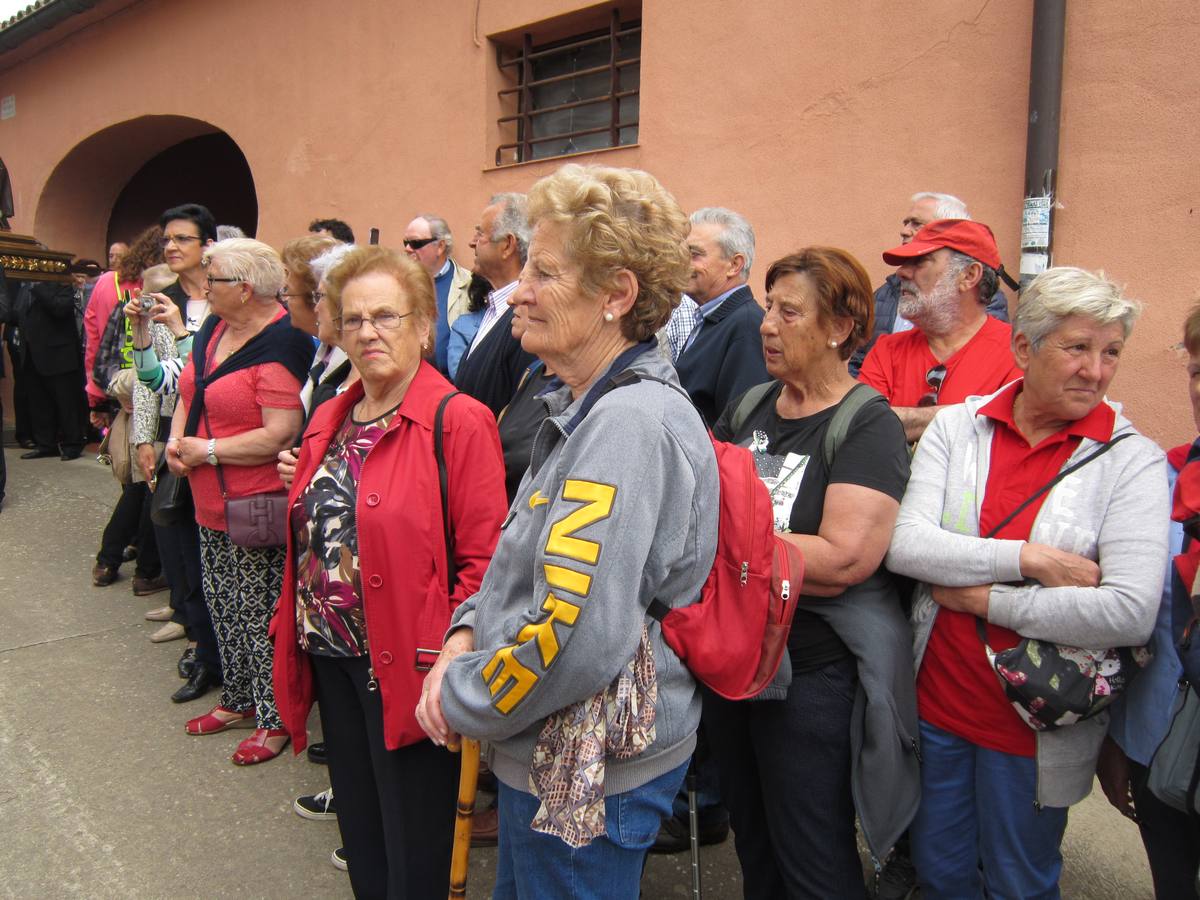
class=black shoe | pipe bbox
[17,439,35,449]
[177,646,197,679]
[122,544,138,562]
[649,812,730,854]
[307,741,328,765]
[59,449,82,461]
[20,448,57,459]
[171,662,221,703]
[874,848,918,900]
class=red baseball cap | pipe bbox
[882,219,1002,270]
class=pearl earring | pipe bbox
[829,340,838,348]
[604,312,614,322]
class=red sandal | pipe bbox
[232,728,290,766]
[186,705,254,735]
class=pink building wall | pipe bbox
[1,0,1197,444]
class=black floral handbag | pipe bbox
[975,433,1150,731]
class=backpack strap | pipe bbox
[435,390,460,592]
[729,381,777,436]
[821,382,884,470]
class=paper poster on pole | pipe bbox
[1022,196,1052,248]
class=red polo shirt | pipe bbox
[858,315,1023,406]
[916,379,1116,755]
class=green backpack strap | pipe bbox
[822,383,884,469]
[728,381,777,436]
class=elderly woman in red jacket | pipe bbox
[272,246,507,899]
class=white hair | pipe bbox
[310,243,358,286]
[911,192,970,220]
[1014,266,1142,350]
[202,238,285,299]
[417,213,453,253]
[216,224,246,241]
[690,207,755,278]
[488,193,531,264]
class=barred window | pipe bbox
[494,9,640,166]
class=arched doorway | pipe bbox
[34,115,258,260]
[108,133,257,246]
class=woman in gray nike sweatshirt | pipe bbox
[416,164,719,899]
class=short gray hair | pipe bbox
[1014,266,1142,350]
[946,250,997,304]
[216,224,246,241]
[488,193,531,264]
[202,238,285,299]
[689,207,755,278]
[911,192,970,220]
[418,213,453,253]
[310,242,358,286]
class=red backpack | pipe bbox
[646,436,804,700]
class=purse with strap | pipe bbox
[202,407,288,548]
[974,432,1151,730]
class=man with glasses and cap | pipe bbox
[402,214,472,374]
[858,219,1023,443]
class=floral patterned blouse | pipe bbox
[292,406,397,656]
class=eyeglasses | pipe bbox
[312,290,327,305]
[336,311,413,332]
[206,276,243,287]
[275,289,313,308]
[917,364,947,407]
[403,237,438,250]
[160,234,202,248]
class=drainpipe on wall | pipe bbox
[1019,0,1066,291]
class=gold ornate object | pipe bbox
[0,232,73,283]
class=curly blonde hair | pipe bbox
[527,164,690,342]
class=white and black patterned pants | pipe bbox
[198,526,286,729]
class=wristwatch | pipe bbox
[206,438,219,467]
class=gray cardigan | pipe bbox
[887,387,1169,807]
[802,576,920,862]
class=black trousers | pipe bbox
[23,359,85,453]
[1132,760,1200,899]
[97,482,161,577]
[704,656,866,900]
[0,391,7,503]
[155,518,220,670]
[311,653,459,900]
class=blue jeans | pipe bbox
[493,760,687,900]
[910,720,1069,900]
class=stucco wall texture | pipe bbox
[1,0,1197,445]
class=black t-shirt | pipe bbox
[714,381,910,672]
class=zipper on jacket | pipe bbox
[366,666,378,692]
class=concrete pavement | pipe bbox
[0,448,1154,898]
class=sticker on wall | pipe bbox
[1,95,14,120]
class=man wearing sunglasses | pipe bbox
[402,214,471,374]
[858,219,1022,443]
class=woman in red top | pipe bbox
[271,247,506,897]
[166,238,315,765]
[888,267,1168,898]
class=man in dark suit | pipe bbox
[848,192,1009,376]
[0,267,9,510]
[674,207,769,427]
[453,193,534,417]
[13,275,86,460]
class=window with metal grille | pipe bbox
[494,10,640,166]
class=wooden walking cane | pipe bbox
[448,737,481,900]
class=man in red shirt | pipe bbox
[858,219,1022,442]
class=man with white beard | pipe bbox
[858,219,1022,442]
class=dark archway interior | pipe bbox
[107,133,258,246]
